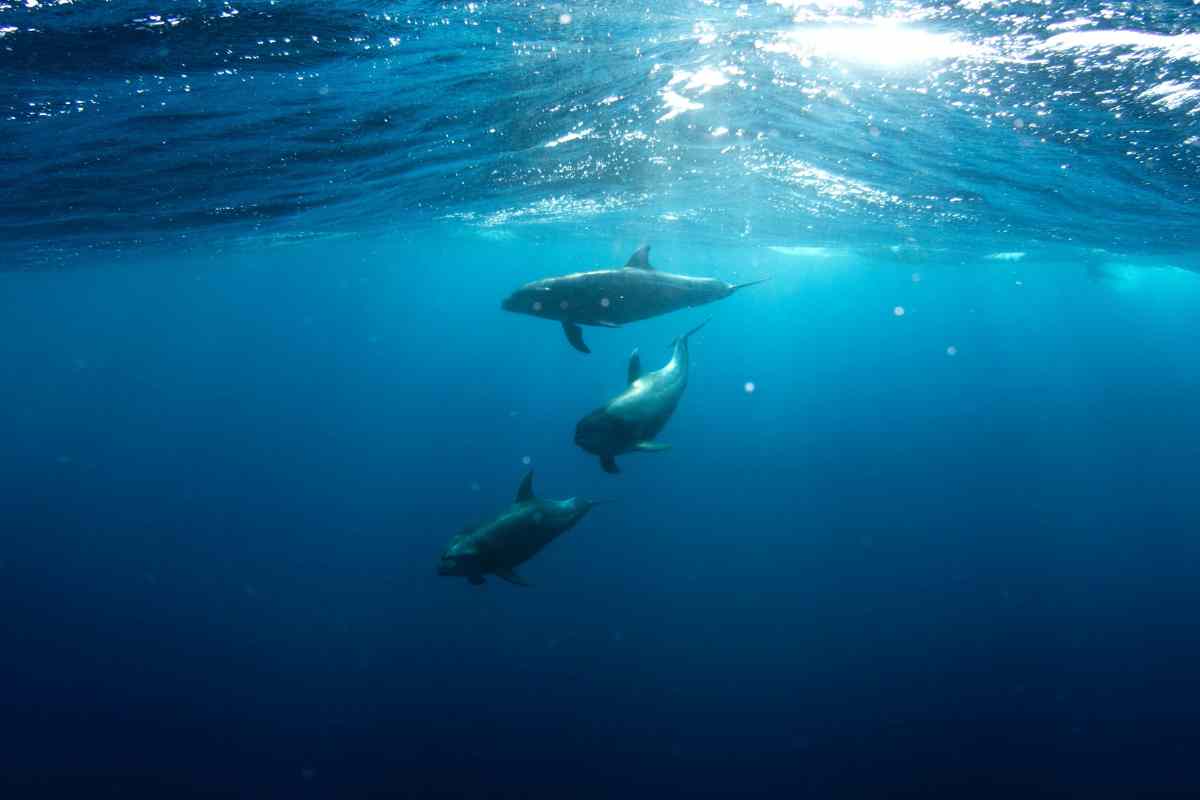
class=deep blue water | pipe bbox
[4,1,1200,798]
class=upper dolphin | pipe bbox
[501,245,766,353]
[437,471,595,587]
[574,319,708,474]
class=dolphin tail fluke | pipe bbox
[562,320,590,354]
[600,455,620,474]
[683,317,710,340]
[671,317,711,349]
[731,276,771,292]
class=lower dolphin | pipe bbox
[437,471,595,587]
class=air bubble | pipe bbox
[744,381,756,394]
[559,300,569,310]
[600,297,610,308]
[521,455,531,465]
[946,346,958,356]
[893,306,905,317]
[532,300,543,312]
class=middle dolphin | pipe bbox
[501,245,766,353]
[574,319,709,475]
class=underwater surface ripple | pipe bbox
[2,0,1199,266]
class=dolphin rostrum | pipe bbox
[574,319,708,474]
[436,471,595,587]
[501,245,765,353]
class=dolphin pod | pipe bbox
[501,245,766,353]
[439,245,751,588]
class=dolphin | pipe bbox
[436,471,595,587]
[574,319,708,474]
[501,245,765,353]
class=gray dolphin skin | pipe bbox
[501,245,765,353]
[437,471,595,587]
[574,319,708,474]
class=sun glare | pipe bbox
[759,20,982,69]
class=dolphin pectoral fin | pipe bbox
[634,441,671,452]
[495,568,533,587]
[600,455,620,474]
[468,574,485,586]
[562,321,590,354]
[627,348,641,384]
[625,245,653,270]
[516,470,535,502]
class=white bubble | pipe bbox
[532,300,543,312]
[893,306,905,317]
[911,272,921,283]
[558,13,572,25]
[521,455,531,465]
[600,297,610,308]
[470,481,481,492]
[946,345,958,356]
[743,381,756,394]
[559,300,569,310]
[1015,280,1024,286]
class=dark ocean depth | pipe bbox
[3,1,1200,798]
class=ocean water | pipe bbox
[3,1,1200,797]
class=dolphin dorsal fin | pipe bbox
[627,348,642,384]
[516,470,535,502]
[625,245,653,270]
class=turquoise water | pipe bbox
[3,2,1200,797]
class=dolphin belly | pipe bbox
[604,376,683,450]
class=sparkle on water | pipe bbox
[1,0,1198,265]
